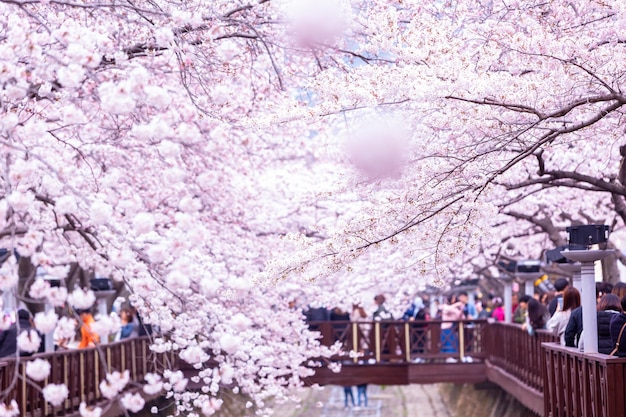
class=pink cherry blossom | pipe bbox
[28,279,51,299]
[42,384,69,407]
[25,359,51,382]
[143,373,164,396]
[0,263,18,292]
[0,400,20,417]
[17,330,41,354]
[33,310,58,334]
[67,288,96,310]
[45,287,68,308]
[120,393,145,413]
[54,317,77,340]
[78,403,102,417]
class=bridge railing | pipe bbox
[543,342,626,417]
[308,319,489,363]
[0,336,172,417]
[483,322,559,393]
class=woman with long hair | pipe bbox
[523,298,549,336]
[596,293,623,354]
[547,287,581,345]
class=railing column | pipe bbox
[404,323,410,362]
[20,363,26,416]
[95,350,100,398]
[352,322,359,364]
[80,351,85,403]
[374,322,381,363]
[459,323,465,361]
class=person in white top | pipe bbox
[547,286,581,345]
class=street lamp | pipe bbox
[496,257,516,323]
[560,225,613,354]
[514,260,544,298]
[90,278,116,318]
[546,244,586,292]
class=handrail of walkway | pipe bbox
[0,336,172,417]
[543,342,626,417]
[481,322,559,416]
[483,322,559,393]
[308,319,489,363]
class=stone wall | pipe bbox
[440,383,540,417]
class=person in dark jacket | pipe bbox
[564,305,583,347]
[564,283,603,348]
[548,278,570,317]
[0,309,34,358]
[597,294,623,354]
[609,294,626,357]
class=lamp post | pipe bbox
[557,262,582,292]
[546,244,585,292]
[502,275,514,323]
[496,257,517,323]
[514,260,544,299]
[560,225,612,354]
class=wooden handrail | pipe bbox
[543,342,626,417]
[482,322,559,393]
[308,319,490,363]
[0,336,171,417]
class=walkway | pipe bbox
[272,384,452,417]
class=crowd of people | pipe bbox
[303,277,626,370]
[0,302,148,358]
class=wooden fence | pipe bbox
[543,342,626,417]
[0,336,172,417]
[309,319,489,363]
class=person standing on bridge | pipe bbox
[441,293,464,362]
[0,309,35,358]
[522,298,549,336]
[609,294,626,357]
[77,309,99,349]
[595,294,623,354]
[372,294,394,361]
[548,277,570,317]
[546,287,581,345]
[372,294,393,320]
[350,303,369,357]
[402,296,429,362]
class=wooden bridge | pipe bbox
[1,320,626,416]
[306,319,626,417]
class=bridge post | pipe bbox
[459,323,465,362]
[374,322,381,363]
[404,323,410,362]
[352,322,359,364]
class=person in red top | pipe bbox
[491,297,505,322]
[77,310,99,349]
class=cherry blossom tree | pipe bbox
[2,0,626,416]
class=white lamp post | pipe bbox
[560,224,612,354]
[560,250,612,353]
[514,260,544,298]
[501,274,514,323]
[557,262,582,292]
